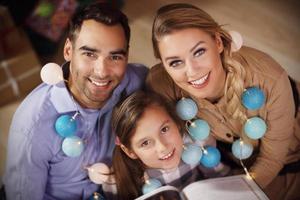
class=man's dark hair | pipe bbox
[68,2,130,49]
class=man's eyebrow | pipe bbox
[79,45,99,52]
[110,49,127,55]
[78,46,127,55]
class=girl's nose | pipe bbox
[156,139,168,153]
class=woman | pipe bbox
[146,3,300,200]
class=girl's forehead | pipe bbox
[131,106,171,140]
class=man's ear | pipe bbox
[215,33,224,53]
[64,38,73,61]
[120,145,138,159]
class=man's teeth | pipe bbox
[161,150,173,160]
[190,74,209,85]
[91,79,109,86]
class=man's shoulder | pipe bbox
[122,63,148,93]
[18,83,52,108]
[127,63,149,78]
[12,83,55,127]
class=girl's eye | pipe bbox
[169,60,183,68]
[194,48,206,57]
[161,126,169,134]
[141,140,150,147]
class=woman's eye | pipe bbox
[169,60,183,68]
[194,48,205,57]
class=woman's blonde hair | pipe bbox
[152,3,249,134]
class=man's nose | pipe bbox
[93,58,110,77]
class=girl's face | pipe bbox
[125,105,183,170]
[158,28,226,102]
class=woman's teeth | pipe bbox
[190,73,209,86]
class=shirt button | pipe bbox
[226,133,232,138]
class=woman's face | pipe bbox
[158,28,226,102]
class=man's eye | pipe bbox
[194,48,205,57]
[83,52,96,58]
[111,55,124,61]
[169,60,183,68]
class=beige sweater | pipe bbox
[146,46,300,188]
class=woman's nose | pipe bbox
[185,59,199,77]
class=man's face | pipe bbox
[64,19,128,109]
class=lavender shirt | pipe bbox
[3,63,148,200]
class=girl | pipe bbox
[102,91,228,199]
[146,3,300,200]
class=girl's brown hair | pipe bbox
[152,3,249,132]
[111,90,184,199]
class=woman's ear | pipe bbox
[215,33,224,53]
[120,145,138,159]
[64,38,73,61]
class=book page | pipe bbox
[135,185,185,200]
[182,175,269,200]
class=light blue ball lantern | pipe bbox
[244,117,267,139]
[176,98,198,120]
[242,87,265,110]
[181,143,203,165]
[200,146,221,168]
[55,114,77,137]
[142,178,162,194]
[62,136,84,157]
[232,140,253,160]
[188,119,210,141]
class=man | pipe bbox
[3,2,148,199]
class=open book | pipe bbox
[135,175,269,200]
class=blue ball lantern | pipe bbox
[244,117,267,139]
[62,136,84,157]
[89,192,105,200]
[55,114,77,137]
[181,143,202,165]
[242,87,265,110]
[232,140,253,160]
[200,146,221,168]
[142,178,162,194]
[188,119,210,141]
[176,98,198,120]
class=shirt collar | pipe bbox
[50,62,130,115]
